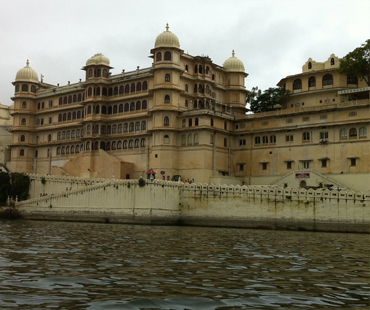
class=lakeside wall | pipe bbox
[16,174,370,233]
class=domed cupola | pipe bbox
[155,24,180,48]
[85,53,110,67]
[15,60,39,83]
[223,50,245,73]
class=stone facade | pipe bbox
[8,25,370,193]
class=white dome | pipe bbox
[223,50,245,72]
[155,24,180,48]
[86,53,110,66]
[15,60,39,83]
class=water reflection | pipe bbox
[0,221,369,309]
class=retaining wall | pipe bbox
[16,175,370,233]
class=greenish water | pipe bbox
[0,220,369,309]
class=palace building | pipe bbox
[8,25,370,192]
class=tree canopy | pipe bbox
[247,87,290,113]
[338,39,370,86]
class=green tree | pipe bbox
[338,39,370,86]
[248,87,290,113]
[0,172,11,205]
[10,173,30,201]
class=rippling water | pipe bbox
[0,220,369,309]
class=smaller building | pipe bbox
[0,101,13,171]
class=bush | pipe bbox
[41,176,46,185]
[138,178,146,187]
[10,173,30,201]
[0,172,11,205]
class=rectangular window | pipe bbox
[350,158,357,166]
[239,139,246,146]
[262,121,269,126]
[349,112,357,117]
[302,161,310,169]
[285,135,293,142]
[320,132,329,140]
[287,161,292,169]
[320,115,327,119]
[239,164,245,171]
[286,118,293,123]
[262,163,267,170]
[321,159,327,168]
[302,117,310,122]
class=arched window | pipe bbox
[130,102,135,111]
[48,134,52,142]
[102,87,107,96]
[224,138,227,147]
[293,79,302,90]
[135,122,140,131]
[63,96,68,104]
[194,84,198,93]
[185,64,188,72]
[185,84,188,92]
[71,130,75,138]
[31,85,36,93]
[20,135,25,142]
[141,121,146,130]
[129,122,134,132]
[194,133,199,145]
[136,101,141,110]
[164,51,171,60]
[359,127,367,137]
[67,112,71,120]
[66,146,70,154]
[97,69,101,77]
[349,128,357,137]
[119,85,124,95]
[22,84,28,92]
[195,65,198,73]
[140,138,146,147]
[199,65,203,74]
[21,118,26,125]
[15,85,20,92]
[185,100,188,107]
[68,95,72,103]
[108,88,113,96]
[118,124,123,133]
[119,104,123,113]
[143,81,148,90]
[88,87,92,97]
[340,128,347,139]
[101,126,106,134]
[124,103,129,112]
[95,105,100,114]
[125,84,130,93]
[59,97,63,105]
[189,119,192,127]
[308,77,316,88]
[87,125,91,135]
[131,83,135,93]
[156,52,162,61]
[66,131,70,139]
[270,135,276,143]
[164,95,170,103]
[73,94,77,102]
[63,113,67,121]
[308,62,312,69]
[210,134,214,144]
[87,105,92,114]
[117,141,122,149]
[322,74,333,86]
[106,142,111,151]
[129,140,133,148]
[188,133,192,145]
[107,106,112,114]
[114,87,118,96]
[262,136,268,144]
[103,69,108,77]
[331,58,335,65]
[88,69,93,77]
[71,146,75,154]
[195,118,199,126]
[123,123,128,132]
[142,100,147,109]
[182,119,186,127]
[77,111,81,119]
[102,106,107,114]
[57,132,61,140]
[86,142,90,151]
[181,134,186,145]
[135,139,139,148]
[78,94,82,101]
[94,125,99,134]
[165,74,170,82]
[75,145,80,153]
[56,147,60,155]
[112,125,117,134]
[164,116,169,126]
[255,136,261,145]
[61,147,65,154]
[123,140,128,149]
[112,141,116,150]
[137,82,141,91]
[164,135,169,144]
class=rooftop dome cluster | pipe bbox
[15,60,38,83]
[86,53,110,66]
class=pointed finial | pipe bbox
[166,23,169,31]
[26,59,30,67]
[232,50,235,57]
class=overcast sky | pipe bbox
[0,0,369,106]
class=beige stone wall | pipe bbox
[17,176,370,233]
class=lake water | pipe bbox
[0,220,369,309]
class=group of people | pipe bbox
[186,179,195,184]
